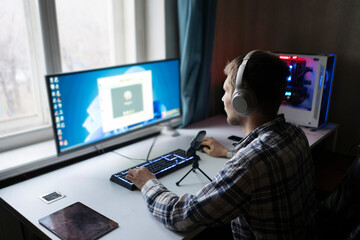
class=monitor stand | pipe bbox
[160,122,179,137]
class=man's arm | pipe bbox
[126,158,253,232]
[126,167,200,231]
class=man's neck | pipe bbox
[242,112,276,135]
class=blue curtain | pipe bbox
[177,0,217,126]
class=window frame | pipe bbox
[0,0,178,153]
[0,0,122,152]
[0,0,52,152]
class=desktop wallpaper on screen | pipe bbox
[46,59,181,154]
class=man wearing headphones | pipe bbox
[126,50,316,239]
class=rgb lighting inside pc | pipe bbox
[275,53,336,128]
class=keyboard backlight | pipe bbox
[115,175,133,185]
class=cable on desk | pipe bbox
[146,134,157,161]
[112,151,146,161]
[112,135,158,162]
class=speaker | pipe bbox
[232,50,258,116]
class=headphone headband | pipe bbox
[235,50,258,88]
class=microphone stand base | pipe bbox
[176,155,212,186]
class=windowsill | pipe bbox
[0,138,109,183]
[0,124,53,152]
[0,122,169,183]
[0,138,102,182]
[0,140,60,181]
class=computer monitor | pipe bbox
[45,59,181,155]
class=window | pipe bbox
[0,1,40,134]
[0,0,118,151]
[0,0,175,153]
[56,0,112,71]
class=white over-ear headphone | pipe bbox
[232,50,258,116]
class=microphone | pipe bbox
[186,130,206,157]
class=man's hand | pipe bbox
[125,167,156,190]
[201,137,228,157]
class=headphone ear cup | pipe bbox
[232,50,259,116]
[232,87,257,116]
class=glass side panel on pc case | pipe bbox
[274,53,336,128]
[45,59,181,155]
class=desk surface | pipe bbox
[0,115,338,240]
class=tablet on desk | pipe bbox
[39,202,118,240]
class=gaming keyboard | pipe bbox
[110,149,194,190]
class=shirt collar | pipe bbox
[233,114,286,148]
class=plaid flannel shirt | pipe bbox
[141,115,316,239]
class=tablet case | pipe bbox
[39,202,118,240]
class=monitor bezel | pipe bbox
[45,58,182,156]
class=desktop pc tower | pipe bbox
[273,52,336,128]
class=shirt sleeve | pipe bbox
[140,156,254,232]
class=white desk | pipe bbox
[0,115,338,240]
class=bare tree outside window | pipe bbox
[0,0,36,122]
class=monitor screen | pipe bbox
[46,59,181,155]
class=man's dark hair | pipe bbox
[224,51,289,117]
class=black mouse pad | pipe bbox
[39,202,118,240]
